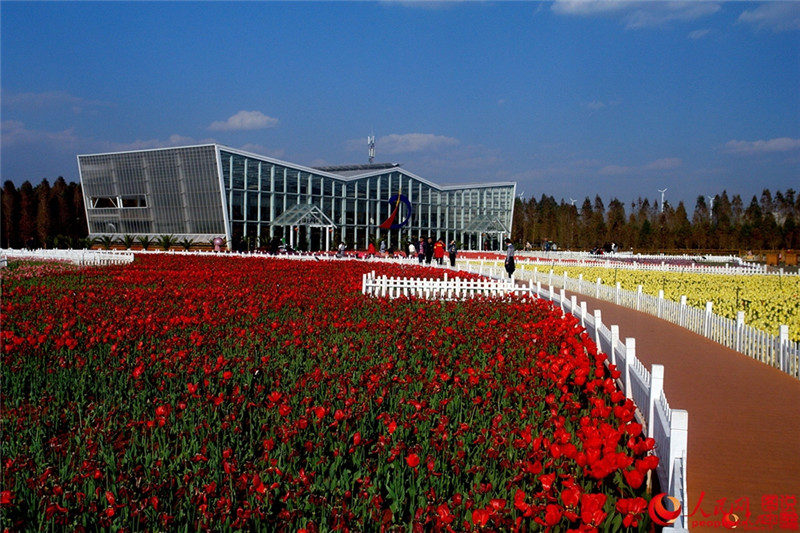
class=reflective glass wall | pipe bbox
[79,145,514,251]
[219,148,515,251]
[79,145,226,241]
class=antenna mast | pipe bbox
[368,133,375,164]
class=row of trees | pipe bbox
[510,189,799,252]
[2,179,88,249]
[2,178,798,252]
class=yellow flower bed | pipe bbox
[519,264,800,342]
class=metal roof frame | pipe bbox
[271,204,336,228]
[463,214,510,234]
[78,143,516,192]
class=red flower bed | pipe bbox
[1,255,655,531]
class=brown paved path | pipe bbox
[550,287,800,531]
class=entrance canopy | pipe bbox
[463,214,509,234]
[271,204,337,251]
[271,204,336,228]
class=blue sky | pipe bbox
[2,1,798,207]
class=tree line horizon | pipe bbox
[1,177,798,252]
[511,189,798,252]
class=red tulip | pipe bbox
[472,508,490,527]
[489,498,506,511]
[580,493,607,526]
[437,503,454,524]
[624,468,644,489]
[545,504,563,526]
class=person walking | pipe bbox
[504,238,515,278]
[448,240,457,267]
[433,239,445,265]
[418,238,426,263]
[379,240,386,256]
[337,241,346,258]
[408,241,416,260]
[425,237,434,264]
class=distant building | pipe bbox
[77,144,516,251]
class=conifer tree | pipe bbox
[18,181,37,248]
[1,181,20,248]
[36,179,52,248]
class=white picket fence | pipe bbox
[499,265,799,380]
[363,272,689,531]
[512,252,787,276]
[0,248,135,266]
[520,250,742,264]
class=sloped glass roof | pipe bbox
[463,214,509,233]
[271,204,336,227]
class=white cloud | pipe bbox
[551,1,631,16]
[738,3,800,32]
[583,99,620,110]
[644,157,682,170]
[599,157,682,176]
[552,1,721,29]
[348,133,459,154]
[238,143,285,159]
[508,159,604,182]
[415,144,502,172]
[725,137,800,155]
[208,110,279,131]
[1,120,81,147]
[688,29,710,40]
[1,90,111,113]
[105,134,216,152]
[1,121,217,155]
[599,164,633,176]
[382,0,471,10]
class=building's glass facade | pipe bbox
[78,145,226,240]
[78,145,516,251]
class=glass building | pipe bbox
[78,144,516,251]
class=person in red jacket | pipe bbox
[433,239,446,265]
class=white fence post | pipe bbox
[596,277,601,298]
[615,282,621,304]
[648,365,664,438]
[637,285,642,311]
[610,325,619,366]
[680,296,687,328]
[657,290,664,318]
[593,310,602,348]
[624,337,635,398]
[668,410,689,497]
[779,325,789,373]
[704,301,713,337]
[736,311,745,353]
